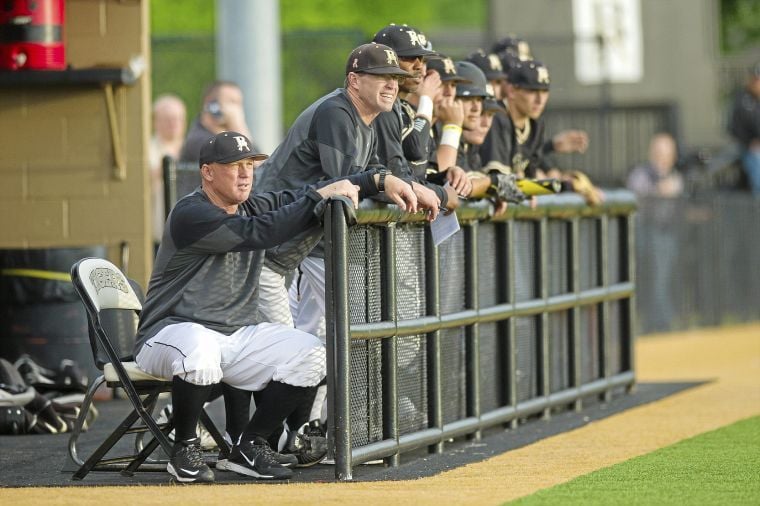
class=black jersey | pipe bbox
[479,112,548,178]
[374,100,447,206]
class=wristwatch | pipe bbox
[378,168,388,192]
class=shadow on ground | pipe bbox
[0,382,701,487]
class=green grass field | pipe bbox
[508,416,760,505]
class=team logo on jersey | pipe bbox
[385,49,399,66]
[488,54,503,71]
[442,57,456,75]
[234,136,250,152]
[90,268,129,294]
[536,66,550,84]
[406,30,421,47]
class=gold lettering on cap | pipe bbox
[488,54,503,71]
[442,57,456,75]
[385,49,399,66]
[352,58,359,69]
[417,33,428,47]
[518,41,531,61]
[406,30,420,47]
[536,66,550,84]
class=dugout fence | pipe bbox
[322,192,637,480]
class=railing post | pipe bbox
[425,227,443,454]
[599,215,612,402]
[381,223,399,467]
[570,217,583,412]
[507,220,518,429]
[324,199,352,481]
[464,221,481,440]
[625,212,637,389]
[539,217,551,419]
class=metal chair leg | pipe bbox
[68,375,106,467]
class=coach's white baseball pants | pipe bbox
[135,321,325,390]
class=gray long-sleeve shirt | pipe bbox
[134,185,325,354]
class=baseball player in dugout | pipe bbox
[370,24,467,213]
[179,81,257,164]
[134,131,391,483]
[481,48,602,205]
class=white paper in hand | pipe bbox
[430,209,460,247]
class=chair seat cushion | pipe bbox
[104,362,169,383]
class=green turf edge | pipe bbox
[506,415,760,506]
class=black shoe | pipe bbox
[283,420,328,468]
[167,438,214,483]
[226,437,294,479]
[217,445,297,470]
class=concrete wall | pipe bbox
[486,0,725,150]
[0,0,152,285]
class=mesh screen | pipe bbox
[579,219,600,290]
[608,300,623,375]
[580,305,600,383]
[548,310,571,393]
[395,225,428,434]
[346,226,383,446]
[547,220,569,296]
[514,316,538,402]
[514,221,537,302]
[477,222,501,412]
[607,217,622,284]
[438,230,466,424]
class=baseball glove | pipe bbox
[487,172,528,204]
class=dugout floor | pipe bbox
[0,323,758,505]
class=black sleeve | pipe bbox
[373,109,414,179]
[312,105,367,178]
[171,192,321,254]
[479,114,513,166]
[402,116,432,163]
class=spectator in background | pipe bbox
[727,63,760,196]
[180,81,256,164]
[627,132,684,332]
[149,94,187,247]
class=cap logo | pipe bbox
[384,49,399,66]
[518,41,530,61]
[418,33,428,47]
[233,136,250,152]
[352,58,359,69]
[488,54,503,71]
[536,66,550,84]
[442,58,456,75]
[406,30,421,47]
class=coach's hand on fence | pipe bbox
[411,182,441,222]
[382,174,419,214]
[316,180,361,209]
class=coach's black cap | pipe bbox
[466,49,508,81]
[508,60,551,91]
[199,131,268,168]
[426,56,471,83]
[346,43,411,77]
[455,61,490,98]
[372,24,438,58]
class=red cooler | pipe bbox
[0,0,65,70]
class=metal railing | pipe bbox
[323,191,637,480]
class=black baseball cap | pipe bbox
[455,61,490,98]
[345,43,411,77]
[426,56,471,83]
[491,35,532,61]
[508,60,551,91]
[465,49,508,81]
[498,51,522,79]
[372,24,438,58]
[198,131,268,168]
[483,98,507,114]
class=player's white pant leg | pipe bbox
[289,256,326,343]
[220,322,325,390]
[257,264,295,327]
[135,322,223,385]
